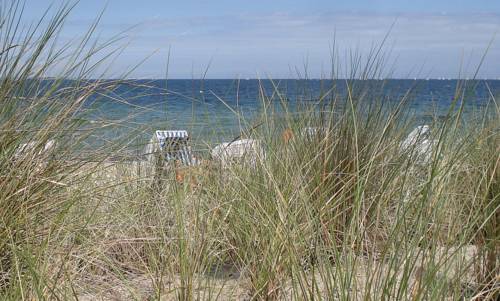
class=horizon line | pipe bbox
[39,77,500,81]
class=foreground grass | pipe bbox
[0,1,499,300]
[56,96,497,300]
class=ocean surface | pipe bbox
[79,79,499,153]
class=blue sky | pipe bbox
[22,0,500,78]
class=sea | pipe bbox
[77,79,499,155]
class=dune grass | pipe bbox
[0,1,499,300]
[61,89,498,300]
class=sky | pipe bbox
[20,0,500,79]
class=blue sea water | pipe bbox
[80,79,499,152]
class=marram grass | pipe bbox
[0,1,499,300]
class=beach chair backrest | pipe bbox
[155,130,197,166]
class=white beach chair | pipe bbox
[211,138,264,168]
[301,126,327,139]
[145,130,199,167]
[14,139,56,159]
[401,125,436,164]
[400,125,438,202]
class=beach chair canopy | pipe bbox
[151,130,198,166]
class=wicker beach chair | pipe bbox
[301,126,328,139]
[401,125,436,164]
[146,130,199,167]
[14,139,56,160]
[400,125,437,202]
[211,138,264,168]
[145,130,201,189]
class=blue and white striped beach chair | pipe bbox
[148,130,199,166]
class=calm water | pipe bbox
[79,79,499,152]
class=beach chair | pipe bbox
[401,125,436,164]
[301,126,327,139]
[146,130,199,167]
[14,139,56,160]
[400,125,437,202]
[211,138,264,168]
[145,130,201,189]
